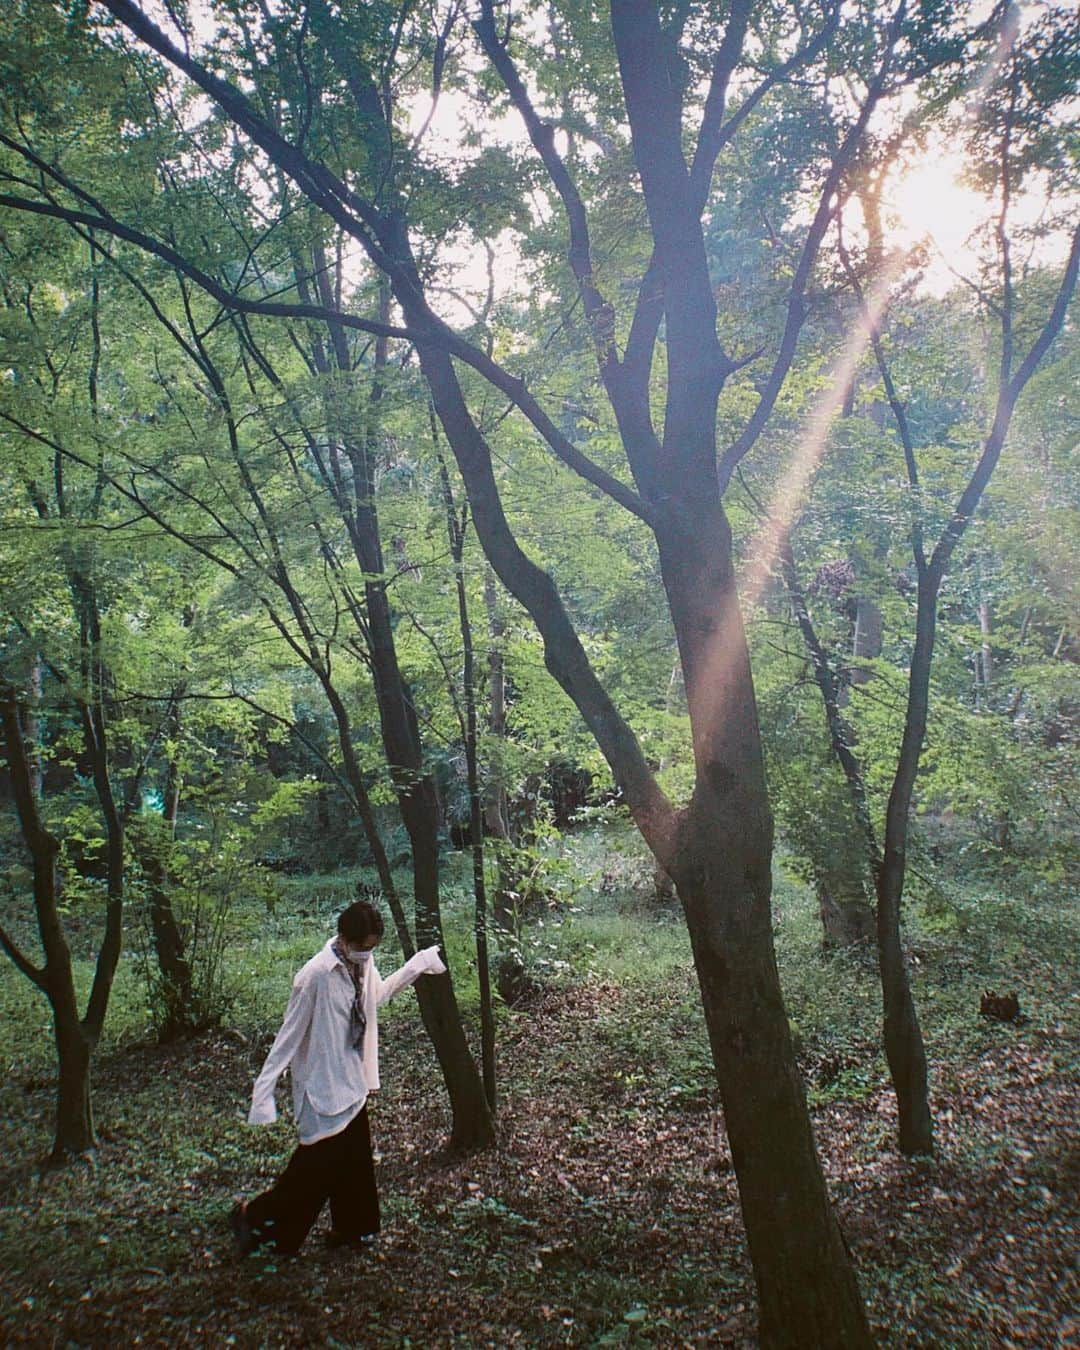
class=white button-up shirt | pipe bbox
[248,939,446,1142]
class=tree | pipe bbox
[772,2,1079,1151]
[0,216,163,1153]
[6,0,1067,1337]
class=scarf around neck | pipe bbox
[332,940,368,1051]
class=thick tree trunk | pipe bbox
[675,828,870,1346]
[409,301,871,1337]
[655,515,873,1347]
[52,1006,95,1159]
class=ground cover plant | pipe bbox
[1,824,1076,1347]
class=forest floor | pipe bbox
[0,827,1077,1347]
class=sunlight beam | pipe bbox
[693,256,906,760]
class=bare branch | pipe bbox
[930,224,1080,581]
[0,913,48,992]
[835,211,926,574]
[473,1,618,373]
[718,2,908,489]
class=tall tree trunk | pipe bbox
[438,451,497,1114]
[321,668,499,1147]
[653,507,873,1346]
[464,594,498,1107]
[402,780,496,1150]
[481,569,526,1001]
[876,586,936,1155]
[142,689,196,1039]
[313,273,494,1152]
[414,316,871,1338]
[483,568,511,845]
[677,830,869,1343]
[0,689,96,1159]
[75,682,125,1044]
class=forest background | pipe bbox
[0,0,1077,1345]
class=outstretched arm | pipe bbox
[372,947,447,1008]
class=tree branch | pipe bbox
[0,912,48,992]
[91,0,653,522]
[835,212,927,575]
[717,1,907,488]
[0,193,416,344]
[473,1,618,373]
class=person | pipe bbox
[229,896,446,1255]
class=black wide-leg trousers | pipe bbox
[246,1105,379,1254]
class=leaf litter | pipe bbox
[0,972,1076,1347]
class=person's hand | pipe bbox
[422,945,447,976]
[248,1098,277,1126]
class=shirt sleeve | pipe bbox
[248,972,318,1125]
[372,945,447,1008]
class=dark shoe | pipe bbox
[229,1199,255,1256]
[325,1229,379,1251]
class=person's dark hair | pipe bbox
[337,899,385,945]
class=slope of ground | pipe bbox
[0,840,1076,1346]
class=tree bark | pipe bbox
[851,595,883,687]
[308,267,495,1151]
[52,1005,95,1159]
[1,688,96,1159]
[315,674,493,1148]
[142,836,196,1040]
[876,589,936,1155]
[143,689,196,1040]
[413,309,872,1339]
[480,570,528,1003]
[676,816,870,1345]
[438,452,497,1113]
[652,507,874,1346]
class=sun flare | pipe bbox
[884,151,988,291]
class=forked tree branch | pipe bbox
[91,0,653,524]
[0,914,48,992]
[717,1,908,489]
[929,224,1079,583]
